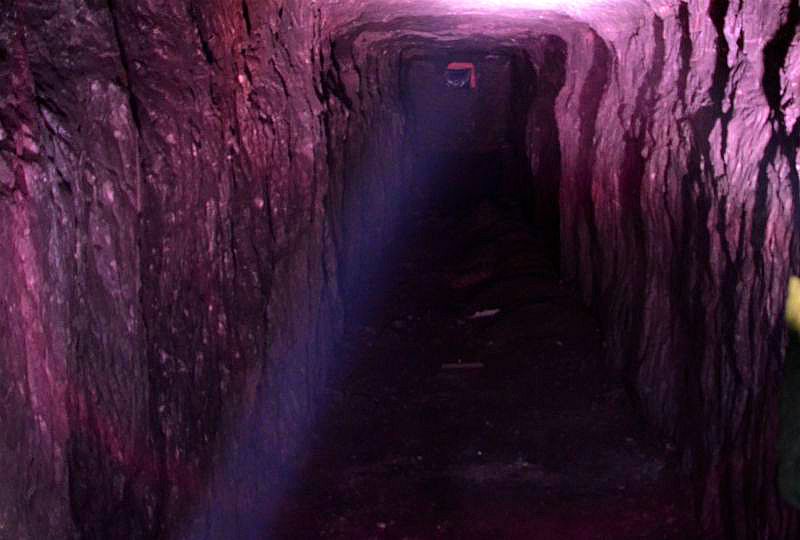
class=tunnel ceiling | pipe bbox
[320,0,657,41]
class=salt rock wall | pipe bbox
[0,1,342,538]
[557,1,800,537]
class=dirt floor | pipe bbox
[272,194,698,539]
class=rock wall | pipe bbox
[1,3,145,536]
[557,1,800,537]
[524,34,567,260]
[321,27,408,299]
[1,1,340,537]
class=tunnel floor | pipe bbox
[273,192,697,538]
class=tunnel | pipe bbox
[2,0,800,538]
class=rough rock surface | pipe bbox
[1,0,800,538]
[2,1,339,537]
[557,2,800,537]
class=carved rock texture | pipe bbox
[1,0,799,538]
[2,1,339,537]
[557,2,800,537]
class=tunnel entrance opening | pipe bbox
[445,62,477,89]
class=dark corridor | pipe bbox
[273,56,697,535]
[274,155,695,539]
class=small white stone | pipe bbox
[103,181,115,203]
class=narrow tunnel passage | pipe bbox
[273,46,695,535]
[274,151,695,538]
